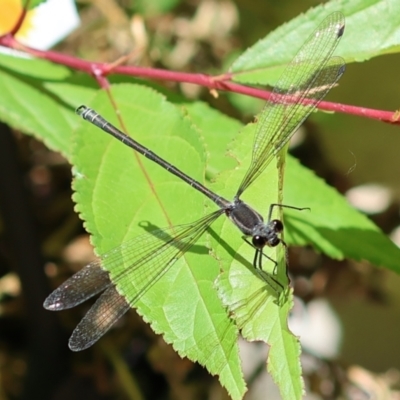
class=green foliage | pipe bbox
[0,53,96,157]
[284,157,400,271]
[133,0,181,16]
[72,86,246,398]
[232,0,400,84]
[27,0,48,9]
[186,101,400,273]
[1,2,400,399]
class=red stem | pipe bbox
[0,27,398,125]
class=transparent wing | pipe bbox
[237,12,345,196]
[44,264,111,310]
[69,285,130,351]
[44,209,224,351]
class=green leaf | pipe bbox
[71,84,309,399]
[181,101,240,176]
[217,270,304,400]
[231,0,400,84]
[28,0,48,9]
[209,120,303,399]
[71,84,246,400]
[0,53,97,159]
[284,156,400,273]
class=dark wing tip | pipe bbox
[337,23,345,38]
[43,293,63,310]
[68,336,92,352]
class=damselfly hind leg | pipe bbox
[266,203,310,224]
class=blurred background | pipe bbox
[1,0,400,399]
